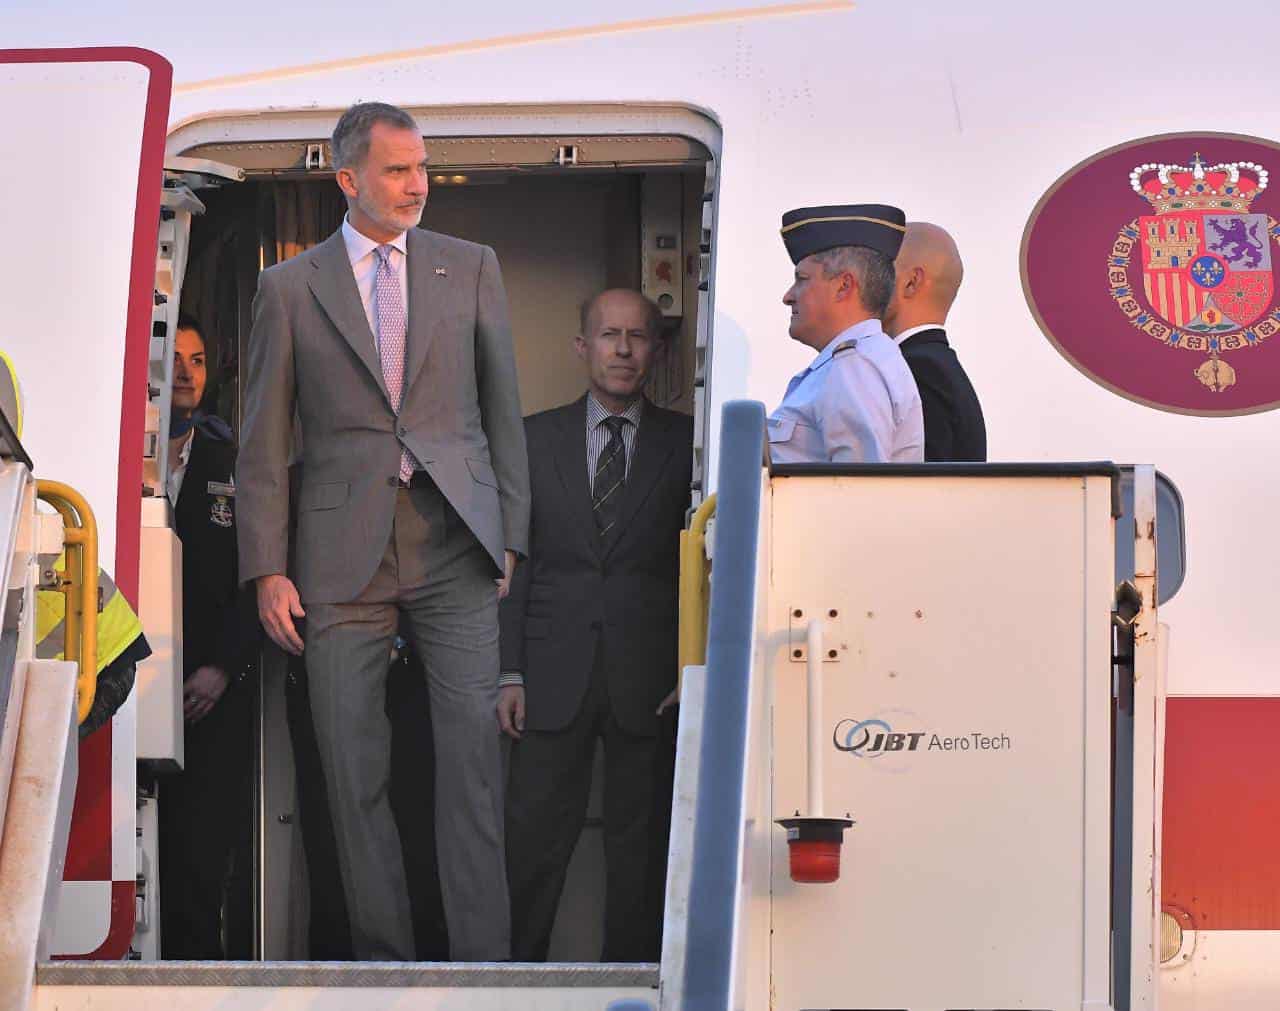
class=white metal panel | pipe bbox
[735,471,772,1011]
[766,473,1115,1011]
[1161,930,1280,1011]
[0,59,150,576]
[1130,466,1161,1011]
[134,517,183,764]
[50,882,111,959]
[656,663,705,1011]
[0,658,79,1011]
[134,795,160,960]
[33,983,655,1011]
[109,694,137,886]
[0,465,37,835]
[1083,474,1116,1010]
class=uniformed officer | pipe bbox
[769,204,924,463]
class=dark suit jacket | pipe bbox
[898,327,987,462]
[499,396,693,737]
[175,421,262,679]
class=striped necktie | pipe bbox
[592,416,627,536]
[374,245,414,483]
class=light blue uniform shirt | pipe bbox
[767,318,924,464]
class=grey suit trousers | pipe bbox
[304,484,509,961]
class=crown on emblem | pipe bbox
[1129,153,1268,214]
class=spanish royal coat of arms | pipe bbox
[1024,134,1280,416]
[1108,154,1278,393]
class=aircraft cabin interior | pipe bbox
[149,114,715,961]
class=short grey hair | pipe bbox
[331,102,420,171]
[812,245,896,318]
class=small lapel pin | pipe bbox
[434,266,448,276]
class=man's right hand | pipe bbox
[257,574,305,655]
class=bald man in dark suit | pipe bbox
[882,222,986,462]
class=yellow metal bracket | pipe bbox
[35,480,99,725]
[678,493,717,680]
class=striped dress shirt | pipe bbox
[586,394,643,483]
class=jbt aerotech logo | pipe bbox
[833,717,924,758]
[833,716,1012,760]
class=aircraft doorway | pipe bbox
[165,113,716,961]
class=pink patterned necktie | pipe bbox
[374,245,415,483]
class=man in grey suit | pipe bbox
[238,102,530,962]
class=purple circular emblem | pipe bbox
[1022,132,1280,415]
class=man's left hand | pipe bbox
[495,550,517,599]
[497,684,525,739]
[184,665,231,724]
[656,687,680,716]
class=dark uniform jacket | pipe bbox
[499,396,693,737]
[175,419,261,679]
[898,327,987,462]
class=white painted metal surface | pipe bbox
[1161,931,1280,1011]
[34,965,657,1011]
[804,618,824,817]
[656,664,705,1011]
[0,463,40,833]
[0,52,161,958]
[732,471,772,1011]
[134,793,160,960]
[1129,465,1162,1011]
[765,471,1118,1011]
[135,501,183,764]
[0,658,80,1011]
[0,59,148,576]
[34,983,652,1011]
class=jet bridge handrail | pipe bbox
[680,401,766,1011]
[35,480,98,725]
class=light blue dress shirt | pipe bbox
[767,318,924,464]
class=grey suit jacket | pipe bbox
[237,226,530,604]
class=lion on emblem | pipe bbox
[1207,217,1266,269]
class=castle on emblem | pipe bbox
[1144,218,1198,268]
[1109,153,1280,392]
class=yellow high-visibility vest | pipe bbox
[35,555,143,672]
[0,350,22,441]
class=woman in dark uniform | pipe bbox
[158,316,261,959]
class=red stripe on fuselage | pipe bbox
[1163,697,1280,930]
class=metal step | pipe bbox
[35,961,658,1011]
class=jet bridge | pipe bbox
[0,419,90,1011]
[17,401,1177,1011]
[659,400,1178,1011]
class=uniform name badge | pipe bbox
[207,481,235,528]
